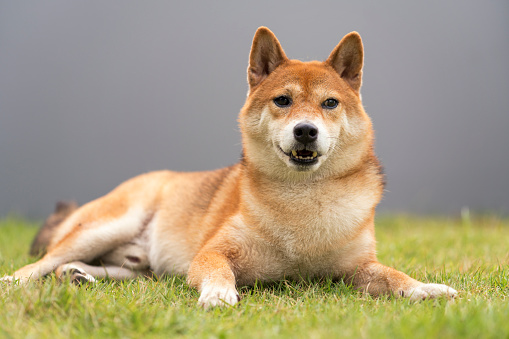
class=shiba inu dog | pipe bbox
[1,27,457,307]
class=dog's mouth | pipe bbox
[280,148,319,165]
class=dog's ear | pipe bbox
[248,27,288,90]
[326,32,364,93]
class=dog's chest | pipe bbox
[267,198,362,256]
[238,182,376,281]
[259,181,371,240]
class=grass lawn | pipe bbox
[0,215,508,338]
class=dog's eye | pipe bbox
[322,98,339,109]
[273,96,292,108]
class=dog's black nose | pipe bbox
[293,122,318,144]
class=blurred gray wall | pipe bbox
[1,1,508,218]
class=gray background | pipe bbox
[1,1,508,218]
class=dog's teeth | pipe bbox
[292,150,297,156]
[312,152,317,157]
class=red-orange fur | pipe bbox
[2,27,456,307]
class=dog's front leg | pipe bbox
[349,261,457,300]
[187,251,240,309]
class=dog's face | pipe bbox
[240,28,373,180]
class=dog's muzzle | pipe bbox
[293,122,318,145]
[278,122,321,165]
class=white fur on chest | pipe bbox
[244,180,377,259]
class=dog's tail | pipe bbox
[29,201,79,256]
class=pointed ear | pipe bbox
[325,32,364,93]
[248,27,288,90]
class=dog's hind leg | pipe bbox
[55,241,152,283]
[55,262,149,283]
[2,193,154,284]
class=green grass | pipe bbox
[1,215,508,338]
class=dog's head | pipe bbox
[239,27,374,181]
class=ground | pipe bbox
[0,214,508,338]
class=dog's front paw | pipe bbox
[400,283,457,301]
[198,283,241,309]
